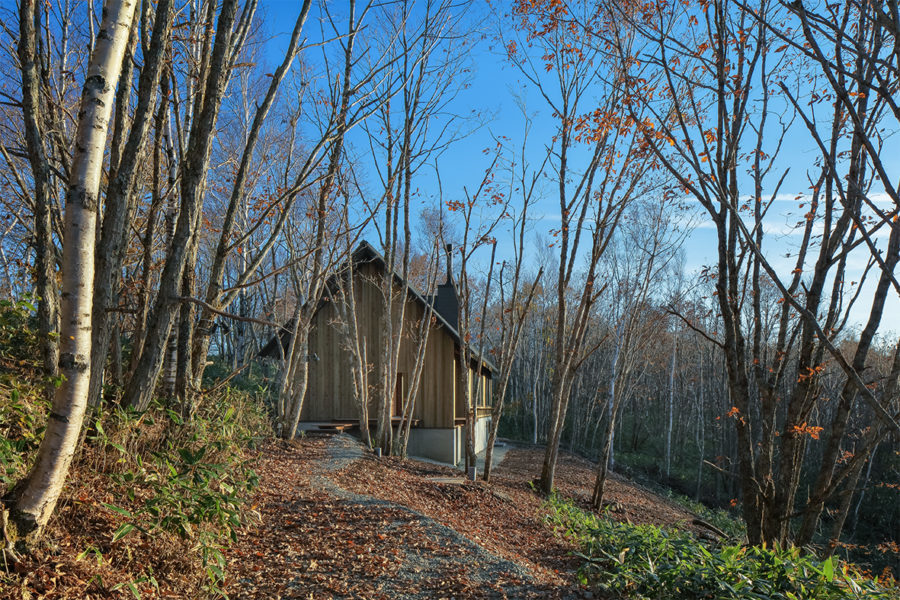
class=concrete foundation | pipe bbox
[299,417,492,467]
[407,427,463,464]
[406,416,492,466]
[466,415,492,455]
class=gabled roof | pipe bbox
[260,240,496,374]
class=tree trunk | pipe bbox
[175,257,197,411]
[279,311,313,439]
[129,78,169,376]
[592,336,624,509]
[7,0,138,542]
[824,455,867,557]
[591,402,617,509]
[124,0,240,411]
[539,371,573,495]
[86,0,172,412]
[666,336,677,478]
[110,321,123,387]
[17,0,59,397]
[849,442,878,538]
[695,350,705,501]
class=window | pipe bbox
[393,373,404,417]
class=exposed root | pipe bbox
[1,508,22,571]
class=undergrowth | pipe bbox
[0,296,271,599]
[546,494,900,600]
[83,393,267,596]
[661,489,746,540]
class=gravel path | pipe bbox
[301,434,569,599]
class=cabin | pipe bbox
[260,241,494,465]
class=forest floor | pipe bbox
[226,434,708,599]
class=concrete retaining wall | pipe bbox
[301,416,493,467]
[406,416,492,466]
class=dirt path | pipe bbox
[306,436,541,598]
[227,435,587,599]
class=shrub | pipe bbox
[545,494,899,600]
[0,296,40,365]
[0,306,271,598]
[87,390,270,596]
[0,385,47,493]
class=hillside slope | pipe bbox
[226,434,714,599]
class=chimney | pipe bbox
[434,242,459,331]
[444,243,453,285]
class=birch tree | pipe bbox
[5,0,138,543]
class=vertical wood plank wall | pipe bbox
[301,262,471,428]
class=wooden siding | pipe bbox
[301,261,469,428]
[454,361,493,421]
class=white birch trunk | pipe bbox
[10,0,138,540]
[666,336,677,478]
[695,349,705,501]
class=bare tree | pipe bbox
[481,125,545,482]
[364,0,474,455]
[188,1,314,399]
[591,199,686,509]
[618,0,900,545]
[331,242,375,448]
[765,0,900,549]
[396,243,442,457]
[440,151,508,470]
[275,0,398,439]
[5,0,138,544]
[503,0,658,494]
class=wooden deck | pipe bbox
[317,422,357,433]
[317,417,420,433]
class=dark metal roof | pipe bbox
[259,240,496,374]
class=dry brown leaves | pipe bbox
[226,437,588,599]
[330,452,581,590]
[1,466,203,599]
[1,435,703,600]
[225,438,411,598]
[495,446,705,536]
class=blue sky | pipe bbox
[12,0,880,336]
[256,0,898,334]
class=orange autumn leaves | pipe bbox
[791,422,825,440]
[719,405,824,440]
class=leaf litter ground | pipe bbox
[226,434,706,599]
